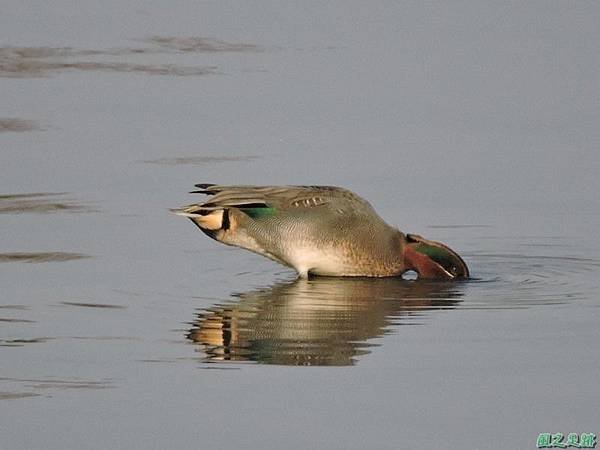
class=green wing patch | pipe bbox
[239,206,276,219]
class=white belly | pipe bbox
[285,245,347,277]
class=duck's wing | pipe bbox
[177,184,378,219]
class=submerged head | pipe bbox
[402,234,469,280]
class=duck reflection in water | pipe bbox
[187,278,465,366]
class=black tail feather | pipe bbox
[192,183,217,195]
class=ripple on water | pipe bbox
[463,253,600,308]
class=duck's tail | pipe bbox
[170,203,228,231]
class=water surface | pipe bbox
[2,1,599,449]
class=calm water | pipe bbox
[2,2,599,449]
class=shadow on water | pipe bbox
[0,118,40,133]
[0,192,97,214]
[0,377,114,401]
[0,252,91,263]
[187,277,465,366]
[0,37,258,78]
[142,36,259,53]
[142,155,258,166]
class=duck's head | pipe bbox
[402,233,469,280]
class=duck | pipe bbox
[173,184,469,280]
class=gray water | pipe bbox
[2,2,599,449]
